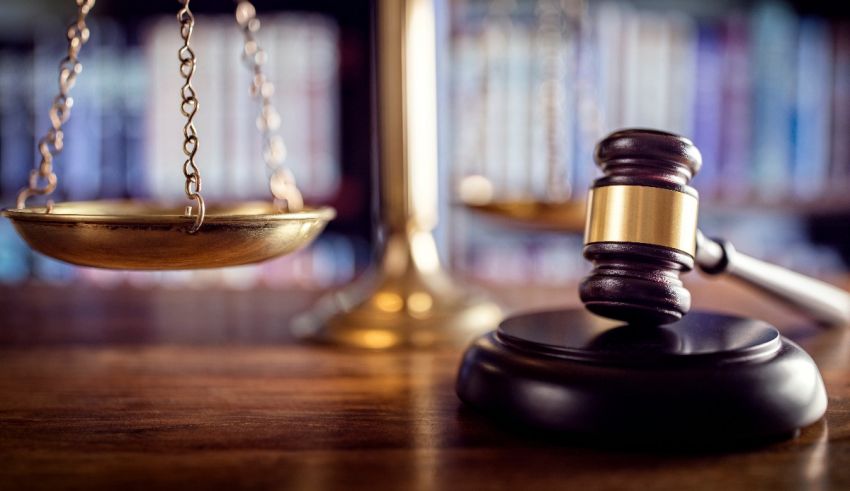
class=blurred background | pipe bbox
[0,0,848,291]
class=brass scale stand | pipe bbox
[291,0,593,348]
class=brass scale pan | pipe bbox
[4,201,335,270]
[463,199,586,232]
[3,2,334,270]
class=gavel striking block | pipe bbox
[456,129,830,447]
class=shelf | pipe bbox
[701,195,850,217]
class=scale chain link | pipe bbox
[16,0,96,211]
[235,1,304,212]
[178,0,205,233]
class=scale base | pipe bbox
[291,229,502,349]
[456,308,827,446]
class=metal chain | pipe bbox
[16,0,96,210]
[235,1,304,212]
[177,0,205,233]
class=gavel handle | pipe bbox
[696,231,850,327]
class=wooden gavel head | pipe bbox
[580,129,703,325]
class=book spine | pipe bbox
[593,1,627,132]
[571,4,601,197]
[831,21,850,188]
[0,54,32,281]
[123,45,148,199]
[692,22,723,197]
[144,18,183,202]
[666,14,697,138]
[0,52,32,199]
[97,19,127,199]
[750,1,797,199]
[718,14,752,200]
[793,17,832,198]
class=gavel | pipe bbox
[580,128,850,327]
[457,128,832,444]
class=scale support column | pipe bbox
[291,0,502,348]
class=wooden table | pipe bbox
[1,278,849,490]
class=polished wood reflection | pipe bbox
[0,279,848,490]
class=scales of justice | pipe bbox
[4,0,503,349]
[6,0,850,444]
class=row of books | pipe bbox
[2,15,343,202]
[143,15,340,203]
[447,0,850,201]
[0,1,846,288]
[0,13,350,286]
[446,0,850,282]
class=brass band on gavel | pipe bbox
[584,185,699,257]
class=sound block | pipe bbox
[456,309,827,446]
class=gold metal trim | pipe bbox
[584,185,698,256]
[463,199,586,232]
[4,201,333,224]
[3,201,335,270]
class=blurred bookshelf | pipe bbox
[0,0,849,290]
[447,0,850,286]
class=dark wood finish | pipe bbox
[457,309,826,443]
[583,130,849,326]
[581,242,693,325]
[1,281,850,490]
[592,128,701,193]
[581,129,702,324]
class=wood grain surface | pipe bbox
[1,277,849,490]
